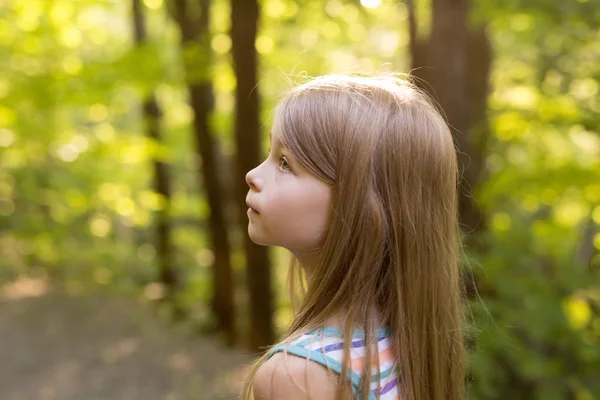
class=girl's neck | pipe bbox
[322,306,385,330]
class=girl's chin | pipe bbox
[247,230,282,248]
[247,226,266,246]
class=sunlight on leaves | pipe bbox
[60,26,83,48]
[510,14,533,32]
[562,297,592,330]
[211,34,231,54]
[570,126,600,155]
[0,78,9,98]
[321,21,341,41]
[62,55,83,75]
[0,106,16,126]
[569,78,598,101]
[143,0,163,10]
[132,210,151,226]
[592,205,600,224]
[538,96,581,123]
[504,86,539,110]
[348,23,367,41]
[55,143,79,162]
[89,104,108,122]
[0,129,15,147]
[16,1,42,32]
[300,28,319,48]
[493,112,527,141]
[166,103,193,126]
[94,123,117,143]
[264,0,287,18]
[115,197,136,217]
[72,135,89,153]
[361,0,382,9]
[544,132,572,162]
[255,35,274,55]
[99,182,130,203]
[553,201,588,228]
[50,2,74,26]
[520,194,538,213]
[325,0,344,17]
[491,212,511,231]
[139,190,166,211]
[90,215,112,237]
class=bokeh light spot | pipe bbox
[90,216,112,237]
[360,0,381,9]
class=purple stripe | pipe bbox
[316,336,386,353]
[372,378,398,396]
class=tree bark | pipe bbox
[407,0,491,247]
[169,0,235,346]
[132,0,180,312]
[231,0,275,350]
[406,0,492,304]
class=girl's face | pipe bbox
[245,129,332,255]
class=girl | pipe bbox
[242,73,465,400]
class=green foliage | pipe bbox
[0,0,598,398]
[466,1,600,398]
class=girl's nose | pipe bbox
[245,167,262,191]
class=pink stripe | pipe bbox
[351,346,394,372]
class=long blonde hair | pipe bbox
[241,73,466,400]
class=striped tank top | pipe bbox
[266,327,400,400]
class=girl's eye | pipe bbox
[277,156,291,172]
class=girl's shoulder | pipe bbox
[254,349,339,400]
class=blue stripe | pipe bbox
[371,364,394,382]
[293,335,321,348]
[316,336,387,353]
[307,326,390,338]
[266,344,377,400]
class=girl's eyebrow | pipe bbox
[269,131,300,167]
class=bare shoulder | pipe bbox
[253,351,339,400]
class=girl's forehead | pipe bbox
[269,131,285,148]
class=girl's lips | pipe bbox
[247,207,259,214]
[246,199,259,214]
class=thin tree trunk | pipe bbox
[169,0,235,346]
[231,0,275,350]
[576,214,598,269]
[132,0,180,313]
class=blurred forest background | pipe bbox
[1,0,599,399]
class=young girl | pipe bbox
[242,73,465,400]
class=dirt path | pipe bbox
[0,279,256,400]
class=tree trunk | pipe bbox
[132,0,180,313]
[406,0,492,302]
[231,0,275,350]
[169,0,235,346]
[407,0,491,248]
